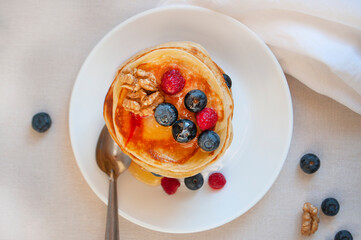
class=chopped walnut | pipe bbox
[127,89,147,100]
[151,92,164,106]
[118,68,163,116]
[121,84,135,91]
[138,78,158,91]
[135,69,150,78]
[140,96,164,115]
[122,67,136,74]
[140,106,154,116]
[301,202,320,236]
[134,83,141,92]
[118,73,134,85]
[122,98,140,113]
[148,74,156,82]
[142,91,161,106]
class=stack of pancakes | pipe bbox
[104,41,233,178]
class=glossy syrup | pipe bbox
[118,60,224,166]
[125,113,142,147]
[128,161,161,186]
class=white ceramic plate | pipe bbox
[69,6,293,233]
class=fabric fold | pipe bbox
[159,0,361,114]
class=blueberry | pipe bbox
[154,103,178,126]
[300,153,320,174]
[32,112,52,133]
[172,119,197,143]
[151,172,162,177]
[321,198,340,216]
[184,90,207,113]
[185,173,204,190]
[198,130,220,152]
[335,230,353,240]
[223,73,232,89]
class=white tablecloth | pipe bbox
[1,1,360,239]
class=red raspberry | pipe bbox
[161,69,185,95]
[196,108,218,131]
[161,177,180,195]
[208,172,226,190]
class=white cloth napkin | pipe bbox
[159,0,361,114]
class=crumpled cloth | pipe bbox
[159,0,361,114]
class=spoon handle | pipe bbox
[105,170,119,240]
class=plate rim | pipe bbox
[68,5,293,233]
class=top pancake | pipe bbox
[104,41,233,178]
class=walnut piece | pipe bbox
[121,83,141,92]
[121,84,135,91]
[118,68,164,116]
[122,67,136,74]
[122,98,140,113]
[140,95,164,116]
[118,73,134,85]
[138,78,158,91]
[140,106,154,116]
[142,91,161,106]
[135,69,150,78]
[127,89,147,100]
[301,202,320,236]
[148,74,156,82]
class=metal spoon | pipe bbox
[96,125,131,240]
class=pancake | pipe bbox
[104,41,233,178]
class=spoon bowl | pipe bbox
[96,125,131,240]
[96,125,131,177]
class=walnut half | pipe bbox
[301,202,320,236]
[118,67,164,116]
[122,98,140,113]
